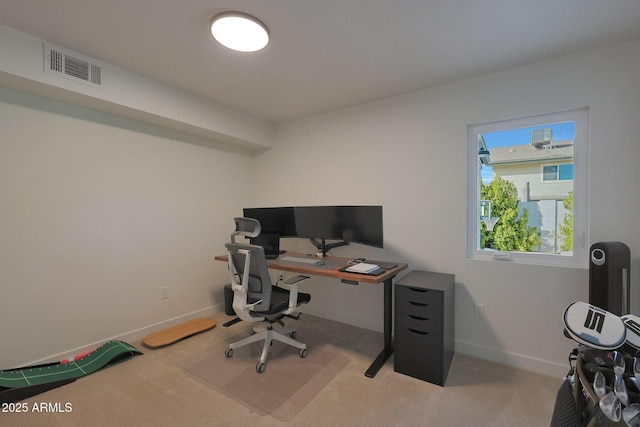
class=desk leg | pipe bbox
[364,276,394,378]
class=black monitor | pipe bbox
[242,207,297,237]
[295,206,384,252]
[242,205,383,256]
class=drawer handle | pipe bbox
[409,315,428,321]
[409,302,428,307]
[408,328,429,335]
[409,288,429,293]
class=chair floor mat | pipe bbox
[176,326,349,421]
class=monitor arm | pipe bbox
[310,238,349,257]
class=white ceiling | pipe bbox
[1,0,640,124]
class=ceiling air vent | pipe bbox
[43,43,102,87]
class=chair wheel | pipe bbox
[290,331,297,339]
[299,349,308,358]
[256,362,266,373]
[225,348,233,358]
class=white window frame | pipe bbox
[466,108,589,268]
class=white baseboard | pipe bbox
[21,304,223,368]
[112,305,222,345]
[30,303,565,380]
[306,309,569,378]
[455,338,569,379]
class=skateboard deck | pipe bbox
[142,318,216,348]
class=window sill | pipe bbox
[469,250,588,269]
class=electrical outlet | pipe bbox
[474,303,485,318]
[161,286,169,300]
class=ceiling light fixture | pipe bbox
[210,11,269,53]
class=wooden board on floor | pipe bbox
[142,318,217,348]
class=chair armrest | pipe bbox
[282,275,309,314]
[285,275,309,285]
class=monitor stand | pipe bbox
[310,238,349,257]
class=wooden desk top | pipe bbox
[214,252,408,284]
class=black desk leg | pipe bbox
[365,276,394,378]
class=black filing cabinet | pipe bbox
[394,270,454,386]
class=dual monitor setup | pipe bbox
[243,205,383,257]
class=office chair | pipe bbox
[224,217,311,373]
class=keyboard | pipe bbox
[281,256,324,266]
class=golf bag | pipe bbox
[551,302,640,426]
[551,348,631,426]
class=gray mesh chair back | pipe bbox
[225,242,272,312]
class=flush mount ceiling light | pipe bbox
[210,11,269,52]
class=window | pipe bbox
[543,164,573,181]
[466,109,589,267]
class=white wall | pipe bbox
[2,38,639,378]
[0,88,254,368]
[255,39,640,377]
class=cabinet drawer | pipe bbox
[395,299,442,319]
[396,286,442,306]
[394,327,444,384]
[396,313,441,335]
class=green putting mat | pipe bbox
[0,340,142,389]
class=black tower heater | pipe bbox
[589,241,631,316]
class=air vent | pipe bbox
[43,43,102,87]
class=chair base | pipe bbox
[225,324,307,373]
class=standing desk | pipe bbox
[214,252,408,378]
